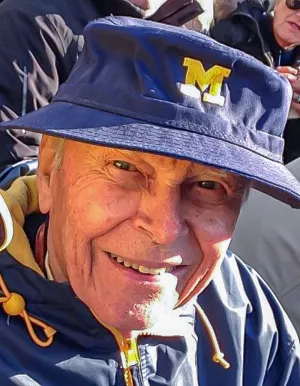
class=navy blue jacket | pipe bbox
[0,249,299,385]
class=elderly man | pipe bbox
[211,0,300,163]
[0,16,299,386]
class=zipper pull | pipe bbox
[124,338,140,367]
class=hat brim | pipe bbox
[2,101,300,207]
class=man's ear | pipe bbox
[36,136,56,214]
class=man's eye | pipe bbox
[112,160,137,171]
[192,180,228,204]
[197,181,219,190]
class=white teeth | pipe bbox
[107,252,175,275]
[150,267,166,275]
[138,266,151,274]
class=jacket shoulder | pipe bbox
[197,252,299,385]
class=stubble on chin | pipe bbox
[124,285,180,330]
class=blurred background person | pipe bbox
[230,158,300,337]
[210,0,300,164]
[213,0,275,19]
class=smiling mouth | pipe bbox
[105,251,178,275]
[288,21,300,31]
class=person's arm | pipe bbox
[0,1,79,168]
[0,2,73,122]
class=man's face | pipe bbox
[273,0,300,48]
[38,140,246,334]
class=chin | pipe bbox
[109,295,179,333]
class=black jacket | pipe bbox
[210,0,300,164]
[0,0,142,170]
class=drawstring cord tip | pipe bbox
[0,274,56,348]
[195,303,231,370]
[212,353,230,369]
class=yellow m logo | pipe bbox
[182,57,231,107]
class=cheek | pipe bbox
[51,180,142,287]
[60,182,141,241]
[178,200,241,299]
[185,198,241,263]
[278,8,295,25]
[274,6,287,25]
[190,202,239,243]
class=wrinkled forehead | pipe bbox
[50,138,245,187]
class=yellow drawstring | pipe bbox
[195,303,230,369]
[0,274,56,348]
[0,269,229,372]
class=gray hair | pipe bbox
[43,136,65,169]
[53,138,65,169]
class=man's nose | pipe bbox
[133,188,188,245]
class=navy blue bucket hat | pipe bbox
[1,16,300,207]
